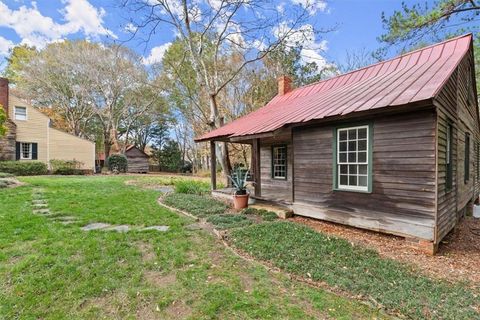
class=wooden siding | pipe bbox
[125,147,149,173]
[435,51,480,241]
[258,133,293,202]
[292,110,437,241]
[8,95,95,170]
[9,95,49,163]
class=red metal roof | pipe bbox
[196,34,473,142]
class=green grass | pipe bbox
[241,208,278,221]
[0,176,385,319]
[230,221,480,320]
[163,193,228,217]
[207,214,253,229]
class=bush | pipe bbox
[241,208,278,221]
[207,214,253,229]
[163,193,228,217]
[174,180,211,195]
[50,159,85,175]
[0,161,48,176]
[106,154,128,173]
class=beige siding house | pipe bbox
[0,78,95,170]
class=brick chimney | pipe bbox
[0,78,9,115]
[277,75,292,96]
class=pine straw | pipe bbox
[292,215,480,288]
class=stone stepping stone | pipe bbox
[81,223,111,231]
[33,209,51,215]
[104,225,130,232]
[32,200,47,205]
[33,203,48,208]
[60,220,78,225]
[140,226,169,232]
[154,186,174,193]
[185,223,203,231]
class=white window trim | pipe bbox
[20,142,33,160]
[337,125,369,192]
[14,106,27,121]
[272,145,287,180]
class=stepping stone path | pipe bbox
[31,188,169,233]
[31,188,81,224]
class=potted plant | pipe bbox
[228,167,250,210]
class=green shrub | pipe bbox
[163,193,228,217]
[174,180,211,195]
[241,208,278,221]
[50,159,85,175]
[106,154,128,173]
[0,161,48,176]
[207,214,253,229]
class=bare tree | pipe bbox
[122,0,332,181]
[16,41,97,138]
[338,48,377,73]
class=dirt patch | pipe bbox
[80,291,129,317]
[293,216,480,287]
[144,270,177,288]
[137,242,156,262]
[238,272,255,293]
[164,300,192,319]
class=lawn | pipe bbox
[0,176,385,319]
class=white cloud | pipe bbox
[291,0,327,15]
[273,22,331,69]
[124,23,138,33]
[60,0,114,38]
[0,0,114,49]
[143,43,172,65]
[0,36,14,56]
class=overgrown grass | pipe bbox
[0,176,385,319]
[163,193,228,217]
[230,221,480,319]
[207,214,253,229]
[174,180,211,195]
[241,208,278,221]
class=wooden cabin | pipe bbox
[195,34,479,254]
[125,145,149,173]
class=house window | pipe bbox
[272,145,287,179]
[465,132,470,183]
[446,124,453,190]
[20,143,32,160]
[336,125,370,192]
[14,106,27,120]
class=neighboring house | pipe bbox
[98,145,150,173]
[196,34,479,254]
[0,78,95,170]
[124,145,149,173]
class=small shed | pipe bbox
[125,145,149,173]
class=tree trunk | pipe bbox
[208,94,232,185]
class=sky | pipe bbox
[0,0,441,69]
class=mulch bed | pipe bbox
[292,215,480,288]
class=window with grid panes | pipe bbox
[337,125,369,191]
[272,145,287,179]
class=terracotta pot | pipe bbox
[233,193,249,210]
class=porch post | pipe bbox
[252,138,261,197]
[210,140,217,190]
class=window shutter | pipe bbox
[32,143,38,160]
[15,142,20,160]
